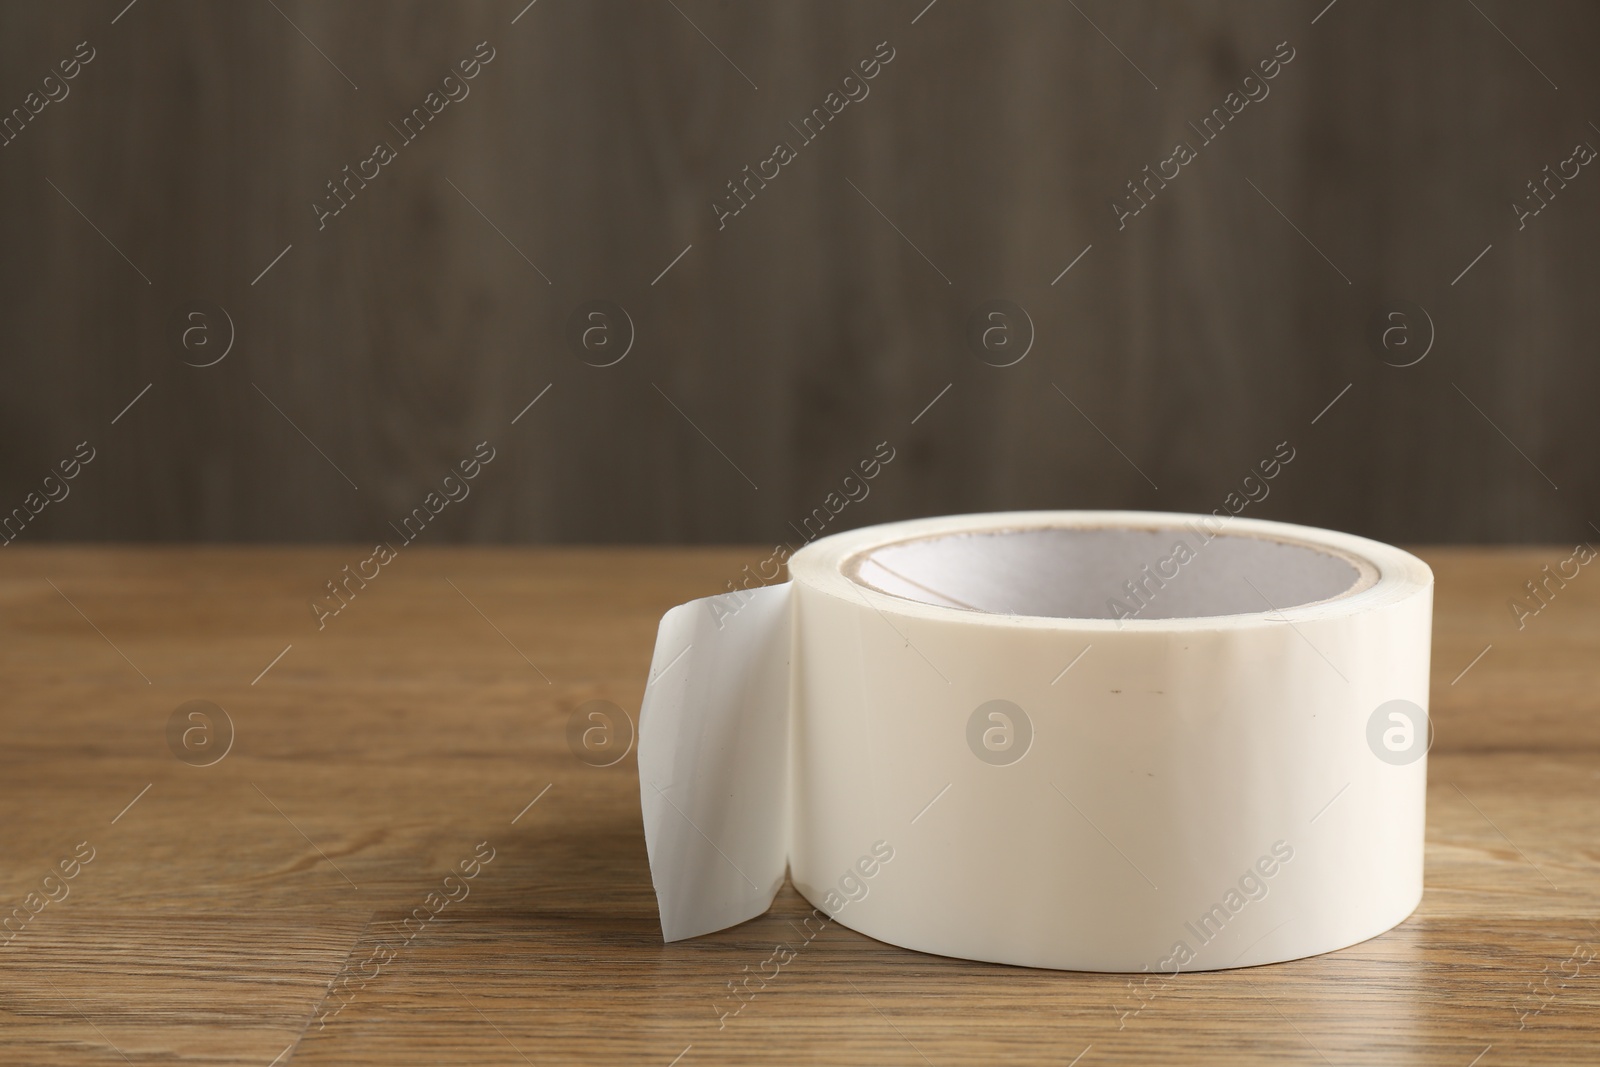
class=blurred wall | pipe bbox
[0,0,1595,545]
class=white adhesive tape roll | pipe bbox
[638,511,1433,972]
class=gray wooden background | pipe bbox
[1,0,1594,545]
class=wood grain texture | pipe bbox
[0,544,1596,1065]
[0,1,1597,545]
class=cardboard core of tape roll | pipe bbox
[847,525,1380,620]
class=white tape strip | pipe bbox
[638,511,1433,972]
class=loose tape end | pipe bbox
[638,583,793,941]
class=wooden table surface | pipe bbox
[1,545,1596,1066]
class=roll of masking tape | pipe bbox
[637,511,1432,972]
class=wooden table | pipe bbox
[1,546,1596,1066]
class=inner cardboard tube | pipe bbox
[847,524,1377,621]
